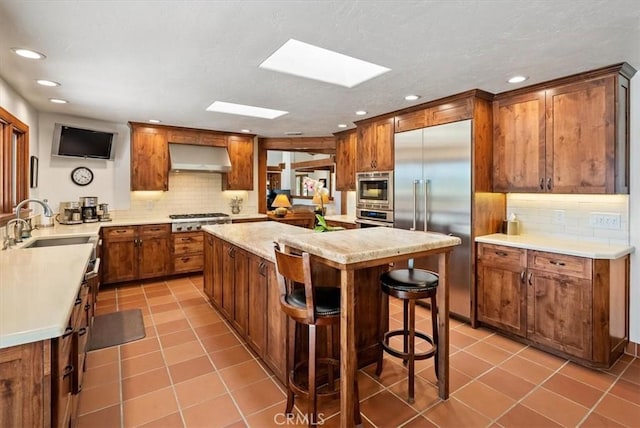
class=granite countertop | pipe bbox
[475,233,634,259]
[278,227,461,266]
[0,244,93,348]
[202,222,314,261]
[323,214,357,224]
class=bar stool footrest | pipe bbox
[381,329,437,361]
[288,358,341,401]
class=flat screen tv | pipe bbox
[51,123,116,160]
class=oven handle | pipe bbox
[355,218,394,228]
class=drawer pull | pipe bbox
[549,260,566,266]
[181,237,192,242]
[62,364,75,378]
[84,303,91,311]
[116,229,127,234]
[78,327,88,337]
[495,251,508,257]
[75,297,82,306]
[62,326,74,338]
[181,257,190,262]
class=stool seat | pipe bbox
[381,269,438,292]
[286,287,341,316]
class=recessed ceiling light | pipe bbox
[148,119,161,123]
[405,95,420,101]
[241,129,252,133]
[206,101,288,119]
[337,124,348,128]
[259,38,391,88]
[355,110,367,116]
[11,48,46,59]
[36,79,60,87]
[508,75,528,84]
[49,98,68,104]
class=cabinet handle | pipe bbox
[549,260,566,266]
[75,297,82,306]
[495,251,508,257]
[546,177,552,190]
[181,237,192,242]
[528,272,533,286]
[116,229,127,234]
[78,327,87,337]
[62,326,74,338]
[84,303,91,311]
[62,364,74,378]
[520,271,525,283]
[539,178,544,190]
[181,257,190,262]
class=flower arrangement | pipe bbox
[302,177,340,232]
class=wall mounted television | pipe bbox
[51,123,117,160]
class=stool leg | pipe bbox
[375,292,388,376]
[308,324,317,427]
[431,294,439,380]
[407,299,416,404]
[403,299,409,366]
[285,320,296,414]
[327,325,335,392]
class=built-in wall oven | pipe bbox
[355,208,394,228]
[356,171,393,211]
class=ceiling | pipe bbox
[1,1,639,137]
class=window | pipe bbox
[0,106,29,225]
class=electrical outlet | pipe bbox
[589,213,621,230]
[553,210,566,224]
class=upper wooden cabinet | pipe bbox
[130,124,169,191]
[167,128,226,147]
[356,117,394,172]
[334,129,357,190]
[493,63,635,194]
[223,135,254,190]
[395,96,473,132]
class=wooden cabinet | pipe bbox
[130,124,169,191]
[493,64,635,194]
[325,219,357,230]
[356,117,394,172]
[267,212,315,229]
[334,129,357,190]
[102,224,170,284]
[203,233,215,301]
[232,247,249,335]
[221,242,236,319]
[167,129,226,147]
[223,135,254,190]
[476,243,630,367]
[172,231,204,274]
[204,234,224,308]
[246,254,268,356]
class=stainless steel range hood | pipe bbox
[169,143,231,172]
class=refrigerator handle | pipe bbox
[411,180,418,231]
[424,179,429,232]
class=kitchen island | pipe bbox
[203,222,461,427]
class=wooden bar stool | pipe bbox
[274,244,361,427]
[376,265,439,403]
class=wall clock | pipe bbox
[71,166,94,186]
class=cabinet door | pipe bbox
[223,135,254,190]
[356,122,375,172]
[526,269,593,359]
[138,235,170,279]
[476,244,527,336]
[130,126,168,191]
[264,261,287,382]
[102,239,136,284]
[212,236,224,308]
[203,234,215,301]
[493,91,546,192]
[232,246,249,335]
[373,118,394,171]
[221,242,235,319]
[335,130,356,191]
[546,76,615,193]
[246,255,267,355]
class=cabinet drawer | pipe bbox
[173,254,204,273]
[173,232,204,255]
[477,243,526,267]
[528,250,592,279]
[102,227,135,241]
[140,224,170,238]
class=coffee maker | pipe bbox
[97,203,112,222]
[58,201,83,225]
[79,196,99,223]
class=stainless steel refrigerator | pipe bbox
[394,119,472,319]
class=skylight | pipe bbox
[206,101,288,119]
[259,39,391,88]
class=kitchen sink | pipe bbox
[22,236,96,248]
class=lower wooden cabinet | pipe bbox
[102,224,171,284]
[476,243,629,367]
[172,231,204,274]
[325,219,357,230]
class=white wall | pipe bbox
[629,73,639,343]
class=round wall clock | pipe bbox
[71,166,94,186]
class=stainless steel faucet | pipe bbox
[3,218,30,249]
[13,198,53,240]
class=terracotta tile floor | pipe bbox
[77,275,640,427]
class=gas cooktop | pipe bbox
[169,212,230,220]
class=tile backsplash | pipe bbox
[506,193,629,245]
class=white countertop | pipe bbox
[0,244,93,348]
[475,233,634,259]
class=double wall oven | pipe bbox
[355,171,394,227]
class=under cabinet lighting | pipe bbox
[11,48,46,59]
[206,101,288,119]
[259,39,390,88]
[508,75,528,84]
[49,98,68,104]
[36,79,60,87]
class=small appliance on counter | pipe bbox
[97,203,112,222]
[79,196,99,223]
[57,201,83,225]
